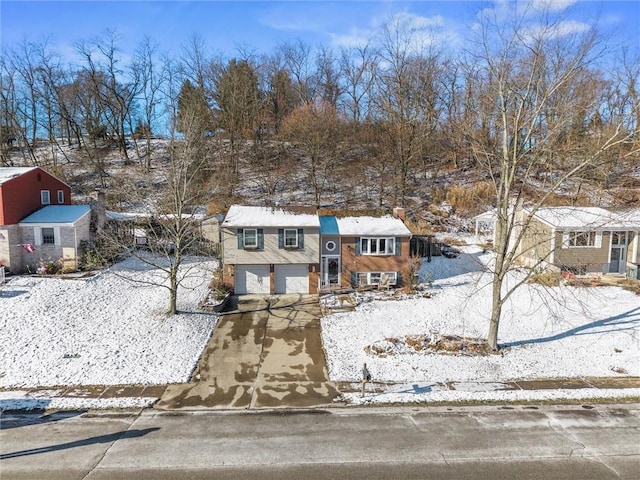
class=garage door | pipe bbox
[235,265,270,294]
[275,264,309,294]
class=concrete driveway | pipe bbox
[156,294,341,410]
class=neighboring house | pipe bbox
[221,205,321,294]
[18,205,92,272]
[320,209,412,289]
[515,206,640,275]
[0,167,72,272]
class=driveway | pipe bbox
[156,294,341,409]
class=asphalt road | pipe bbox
[2,404,639,479]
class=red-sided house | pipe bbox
[0,167,75,272]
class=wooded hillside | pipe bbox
[2,6,638,227]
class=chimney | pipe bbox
[94,190,106,235]
[393,207,406,222]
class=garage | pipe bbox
[275,264,309,294]
[235,265,270,294]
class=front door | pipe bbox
[321,256,340,287]
[609,232,627,274]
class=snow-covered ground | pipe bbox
[322,246,640,404]
[0,256,218,389]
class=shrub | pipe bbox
[209,267,232,300]
[445,181,494,214]
[36,258,63,275]
[528,271,563,287]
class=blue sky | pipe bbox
[1,1,638,61]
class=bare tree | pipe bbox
[372,16,444,205]
[339,43,378,123]
[465,5,638,350]
[103,67,216,315]
[281,102,344,208]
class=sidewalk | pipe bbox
[1,377,638,412]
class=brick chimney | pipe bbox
[393,206,406,222]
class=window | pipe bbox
[357,271,397,285]
[568,231,595,247]
[361,237,395,255]
[41,227,55,245]
[325,240,336,252]
[244,229,258,248]
[41,190,51,205]
[611,232,628,246]
[284,229,298,248]
[57,190,64,203]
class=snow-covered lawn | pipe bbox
[0,256,218,388]
[322,247,639,403]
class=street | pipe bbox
[1,404,639,479]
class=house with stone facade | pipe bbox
[0,166,89,273]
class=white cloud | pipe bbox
[531,0,578,13]
[524,19,591,41]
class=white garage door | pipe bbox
[235,265,270,294]
[275,264,309,294]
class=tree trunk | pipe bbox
[487,274,502,351]
[168,267,178,315]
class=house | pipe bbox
[18,205,92,272]
[221,205,321,294]
[515,206,640,275]
[0,167,73,272]
[221,205,414,294]
[319,208,412,290]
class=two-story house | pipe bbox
[221,205,321,294]
[221,205,413,294]
[0,166,90,273]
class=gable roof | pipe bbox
[529,206,640,230]
[222,205,320,228]
[0,167,38,185]
[336,215,412,236]
[19,205,91,224]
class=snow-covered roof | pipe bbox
[0,167,37,185]
[222,205,320,228]
[472,208,497,223]
[19,205,91,224]
[336,215,412,236]
[529,206,640,230]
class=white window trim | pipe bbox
[561,231,601,249]
[361,237,395,255]
[34,226,61,246]
[284,228,298,248]
[57,190,64,203]
[243,228,258,248]
[41,190,51,205]
[359,271,397,285]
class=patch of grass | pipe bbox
[620,279,640,295]
[528,271,563,287]
[442,236,467,247]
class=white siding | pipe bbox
[222,227,320,264]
